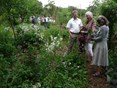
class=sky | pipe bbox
[38,0,94,9]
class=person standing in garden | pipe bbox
[32,16,36,28]
[43,15,48,29]
[65,10,83,54]
[85,11,96,64]
[91,16,109,76]
[37,16,41,27]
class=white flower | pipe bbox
[77,66,80,68]
[51,42,55,46]
[56,41,60,47]
[60,37,63,41]
[37,83,41,87]
[40,33,44,39]
[69,62,71,65]
[4,27,9,31]
[62,62,66,65]
[54,37,57,40]
[32,82,41,88]
[32,85,36,88]
[45,34,63,53]
[50,35,53,40]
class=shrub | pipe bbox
[108,47,117,79]
[0,26,16,57]
[16,24,45,51]
[0,46,41,88]
[100,1,117,48]
[38,52,88,88]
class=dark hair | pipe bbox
[97,15,109,25]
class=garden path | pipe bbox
[87,62,109,88]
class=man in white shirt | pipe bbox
[66,10,83,54]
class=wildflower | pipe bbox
[60,37,63,41]
[45,34,63,53]
[69,62,71,65]
[77,66,80,68]
[54,37,57,40]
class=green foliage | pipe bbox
[57,8,71,25]
[28,0,43,15]
[0,26,16,57]
[57,7,86,26]
[16,24,45,50]
[0,0,43,46]
[43,1,56,16]
[101,1,117,23]
[108,47,117,79]
[0,23,88,87]
[56,53,87,87]
[0,0,43,24]
[87,0,102,16]
[36,51,87,88]
[43,25,69,41]
[100,0,117,48]
[0,47,40,88]
[113,0,117,3]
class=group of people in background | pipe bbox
[66,10,109,77]
[31,15,55,29]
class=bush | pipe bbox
[16,24,45,50]
[0,23,88,88]
[43,25,69,42]
[108,47,117,79]
[100,1,117,48]
[0,46,41,88]
[0,26,16,57]
[35,51,88,88]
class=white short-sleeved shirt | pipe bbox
[66,18,83,33]
[46,17,49,22]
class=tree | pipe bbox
[87,0,102,16]
[0,0,43,45]
[57,8,70,26]
[28,0,43,17]
[43,0,56,16]
[100,0,117,48]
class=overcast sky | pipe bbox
[38,0,94,9]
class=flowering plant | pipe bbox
[45,34,63,53]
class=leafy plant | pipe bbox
[100,0,117,49]
[0,26,16,57]
[16,24,45,51]
[108,47,117,79]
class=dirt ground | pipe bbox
[87,63,109,88]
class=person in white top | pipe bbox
[66,10,83,54]
[41,16,45,26]
[45,16,49,28]
[85,11,96,64]
[37,16,41,26]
